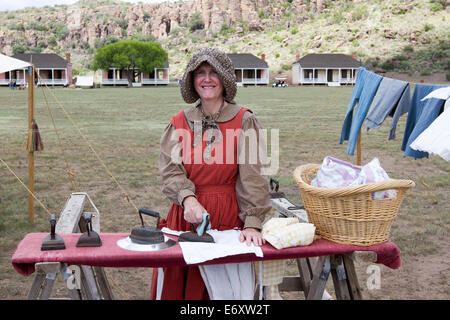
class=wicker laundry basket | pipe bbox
[293,164,415,246]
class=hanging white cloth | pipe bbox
[420,86,450,102]
[410,107,450,161]
[199,262,256,300]
[160,227,260,300]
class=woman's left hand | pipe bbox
[239,227,266,247]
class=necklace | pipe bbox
[199,99,225,126]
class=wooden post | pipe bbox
[356,128,362,166]
[27,65,35,222]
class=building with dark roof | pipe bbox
[0,53,73,86]
[227,53,269,86]
[100,60,170,86]
[292,53,360,85]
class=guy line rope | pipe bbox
[0,78,140,217]
[0,78,139,300]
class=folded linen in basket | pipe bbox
[311,156,396,199]
[262,218,315,250]
[165,228,264,264]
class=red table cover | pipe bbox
[11,232,401,276]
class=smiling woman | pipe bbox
[193,63,224,105]
[150,48,272,300]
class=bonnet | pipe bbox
[180,48,237,104]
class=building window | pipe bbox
[304,70,317,79]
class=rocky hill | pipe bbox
[0,0,448,80]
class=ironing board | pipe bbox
[12,192,402,300]
[12,232,401,300]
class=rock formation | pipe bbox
[0,0,328,54]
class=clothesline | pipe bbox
[340,66,448,161]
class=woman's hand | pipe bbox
[239,227,266,247]
[182,196,205,224]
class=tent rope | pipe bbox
[0,157,52,216]
[40,83,139,213]
[40,84,79,192]
[407,157,438,204]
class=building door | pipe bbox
[327,69,333,82]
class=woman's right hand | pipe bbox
[182,196,205,224]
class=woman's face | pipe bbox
[193,62,224,102]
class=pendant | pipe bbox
[192,121,202,148]
[203,126,222,161]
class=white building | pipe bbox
[292,54,360,86]
[227,53,269,86]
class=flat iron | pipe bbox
[76,212,102,247]
[41,214,66,251]
[130,208,164,244]
[179,213,214,243]
[116,208,177,252]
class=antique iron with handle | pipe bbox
[117,207,177,252]
[41,214,66,251]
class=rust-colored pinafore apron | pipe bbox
[150,107,249,300]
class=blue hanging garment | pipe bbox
[365,77,410,140]
[401,83,446,159]
[339,67,366,144]
[344,70,383,155]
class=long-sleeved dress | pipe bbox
[150,102,272,300]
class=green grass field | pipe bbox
[0,85,448,299]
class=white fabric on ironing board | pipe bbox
[199,262,255,300]
[162,228,264,264]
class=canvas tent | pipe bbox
[75,75,94,88]
[0,53,32,73]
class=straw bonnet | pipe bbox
[180,48,237,104]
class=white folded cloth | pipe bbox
[162,227,264,264]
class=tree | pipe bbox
[91,40,167,87]
[188,12,204,32]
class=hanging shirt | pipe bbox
[339,67,366,144]
[409,103,450,161]
[365,77,410,140]
[401,83,446,159]
[340,68,383,155]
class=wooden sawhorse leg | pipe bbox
[306,255,331,300]
[330,255,351,300]
[296,257,313,297]
[27,262,113,300]
[343,253,363,300]
[306,254,363,300]
[28,262,81,300]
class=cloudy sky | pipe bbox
[0,0,180,12]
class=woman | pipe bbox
[150,48,271,300]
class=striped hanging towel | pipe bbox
[26,119,44,152]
